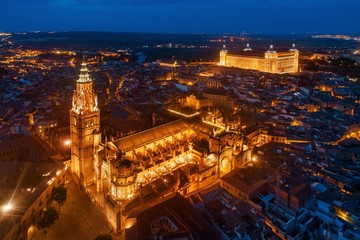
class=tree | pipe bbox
[52,186,67,212]
[94,234,113,240]
[37,207,59,230]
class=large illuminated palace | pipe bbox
[70,62,251,233]
[219,43,299,74]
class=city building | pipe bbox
[0,161,66,240]
[2,33,360,240]
[219,44,299,74]
[70,62,251,234]
[186,88,235,110]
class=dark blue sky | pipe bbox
[1,0,359,34]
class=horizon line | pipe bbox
[2,30,360,37]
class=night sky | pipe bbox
[1,0,359,34]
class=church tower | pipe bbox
[70,61,101,186]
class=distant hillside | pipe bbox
[9,31,360,54]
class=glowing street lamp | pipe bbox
[64,140,71,146]
[2,203,13,213]
[64,139,71,158]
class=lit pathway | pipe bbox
[31,179,113,240]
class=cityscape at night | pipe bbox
[1,1,360,240]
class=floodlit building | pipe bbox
[219,44,299,74]
[70,62,250,234]
[70,62,101,186]
[186,88,235,110]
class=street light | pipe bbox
[64,139,71,158]
[2,203,13,213]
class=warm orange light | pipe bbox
[2,203,13,213]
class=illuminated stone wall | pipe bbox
[225,54,265,71]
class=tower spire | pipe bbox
[267,41,276,54]
[243,41,252,51]
[290,41,297,51]
[269,39,274,50]
[77,61,91,83]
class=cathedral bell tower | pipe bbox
[70,61,101,186]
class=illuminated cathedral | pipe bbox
[70,62,251,233]
[219,43,299,74]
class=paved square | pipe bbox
[31,180,113,240]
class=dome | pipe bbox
[114,158,135,177]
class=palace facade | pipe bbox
[219,44,299,74]
[70,62,251,235]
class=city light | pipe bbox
[56,170,62,176]
[167,109,200,118]
[202,120,226,130]
[47,177,56,185]
[1,24,359,240]
[2,203,13,213]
